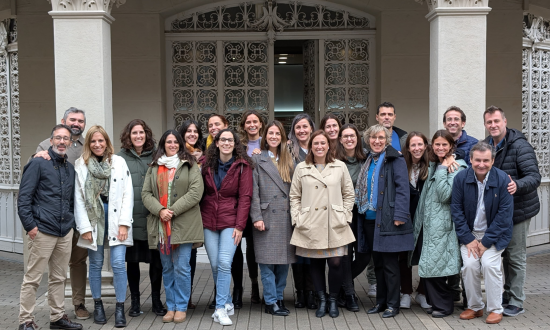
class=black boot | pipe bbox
[315,291,327,318]
[294,290,305,308]
[251,281,261,304]
[232,286,243,309]
[277,300,290,313]
[93,299,107,325]
[114,302,126,328]
[129,293,141,317]
[307,290,318,309]
[336,287,346,308]
[345,294,360,312]
[151,292,167,316]
[49,314,82,330]
[208,286,217,309]
[265,303,289,316]
[328,293,339,318]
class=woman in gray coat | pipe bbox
[250,121,297,316]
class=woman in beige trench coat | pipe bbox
[289,130,355,319]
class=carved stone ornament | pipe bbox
[524,14,550,44]
[250,0,290,45]
[415,0,489,11]
[0,22,7,55]
[47,0,126,13]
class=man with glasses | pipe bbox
[33,108,91,320]
[18,125,82,330]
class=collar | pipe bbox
[465,167,497,188]
[48,147,68,163]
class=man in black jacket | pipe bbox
[17,124,82,330]
[483,105,541,317]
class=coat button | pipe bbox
[377,224,380,228]
[174,194,177,197]
[324,185,327,188]
[315,186,318,189]
[381,191,384,194]
[282,194,287,199]
[176,176,179,179]
[114,209,117,212]
[323,206,327,210]
[315,207,318,210]
[272,209,276,213]
[287,210,290,213]
[114,179,117,182]
[274,195,277,198]
[380,175,384,178]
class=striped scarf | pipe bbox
[157,165,178,254]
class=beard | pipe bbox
[52,143,67,155]
[70,125,83,136]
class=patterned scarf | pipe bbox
[355,149,386,214]
[157,164,178,254]
[84,157,111,246]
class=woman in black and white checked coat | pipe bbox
[250,120,297,316]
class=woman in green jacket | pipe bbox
[412,130,467,318]
[142,130,204,324]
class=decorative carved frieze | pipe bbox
[415,0,489,11]
[524,14,550,44]
[47,0,126,13]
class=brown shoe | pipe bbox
[460,309,484,320]
[486,312,503,324]
[174,311,187,323]
[74,303,90,320]
[162,310,175,323]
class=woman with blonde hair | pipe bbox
[250,120,296,316]
[74,125,134,328]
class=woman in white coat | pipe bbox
[74,125,134,328]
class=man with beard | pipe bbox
[375,102,407,151]
[33,108,90,320]
[18,124,82,330]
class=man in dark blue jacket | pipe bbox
[451,141,514,325]
[17,124,82,330]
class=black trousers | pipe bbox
[373,251,400,309]
[342,208,371,295]
[127,248,163,295]
[292,262,315,291]
[424,276,454,315]
[310,257,345,295]
[232,237,259,289]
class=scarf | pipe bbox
[84,157,111,246]
[157,164,178,254]
[186,143,198,153]
[356,149,386,214]
[206,135,214,149]
[157,153,180,169]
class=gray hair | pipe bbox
[363,124,391,148]
[63,107,86,122]
[50,124,73,139]
[469,141,496,160]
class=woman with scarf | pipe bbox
[74,125,134,328]
[118,119,167,317]
[356,124,413,319]
[177,119,205,309]
[201,129,253,326]
[289,130,355,319]
[142,130,204,324]
[201,114,229,151]
[287,113,318,309]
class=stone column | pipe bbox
[47,0,126,298]
[421,0,491,139]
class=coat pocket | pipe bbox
[295,206,311,230]
[331,204,348,229]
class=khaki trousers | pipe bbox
[69,230,88,306]
[19,229,73,324]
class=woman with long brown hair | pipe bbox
[250,120,296,316]
[320,113,342,152]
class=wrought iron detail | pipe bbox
[303,40,317,123]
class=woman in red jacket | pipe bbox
[201,128,253,326]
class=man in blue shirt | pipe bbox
[443,106,478,166]
[375,102,407,152]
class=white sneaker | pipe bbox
[367,284,377,298]
[213,308,232,326]
[415,293,431,309]
[400,293,411,309]
[225,303,235,316]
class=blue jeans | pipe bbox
[203,228,238,309]
[158,243,193,312]
[88,203,128,303]
[259,264,289,305]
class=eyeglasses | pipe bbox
[220,138,235,144]
[369,136,386,142]
[342,134,356,140]
[53,136,70,142]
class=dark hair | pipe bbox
[239,110,266,146]
[443,106,466,123]
[483,105,506,121]
[377,101,396,115]
[62,107,86,122]
[403,131,430,181]
[120,119,156,152]
[320,113,342,136]
[177,119,204,150]
[50,124,72,139]
[151,130,195,167]
[204,128,253,172]
[470,141,496,160]
[208,113,229,133]
[288,113,315,160]
[429,129,456,162]
[305,130,335,165]
[335,124,366,162]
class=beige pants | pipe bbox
[69,230,88,306]
[19,229,73,324]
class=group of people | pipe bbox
[17,102,541,330]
